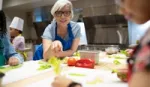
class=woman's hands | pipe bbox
[50,40,63,53]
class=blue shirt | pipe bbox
[0,34,24,64]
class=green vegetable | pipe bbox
[10,64,22,69]
[38,61,47,64]
[114,56,122,59]
[0,64,22,73]
[37,61,51,71]
[86,77,102,84]
[38,57,62,74]
[0,66,5,69]
[73,51,80,57]
[48,56,62,75]
[68,73,86,77]
[113,60,121,65]
[108,55,122,59]
[112,69,118,73]
[108,54,127,59]
[120,50,129,56]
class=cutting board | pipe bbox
[26,67,128,87]
[2,61,53,85]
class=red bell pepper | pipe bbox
[75,58,95,69]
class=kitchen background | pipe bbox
[2,0,150,60]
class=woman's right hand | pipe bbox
[50,40,63,53]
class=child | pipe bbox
[10,17,27,60]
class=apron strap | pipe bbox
[55,23,74,51]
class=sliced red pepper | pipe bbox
[75,58,95,69]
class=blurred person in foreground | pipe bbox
[116,0,150,87]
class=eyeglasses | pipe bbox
[55,11,71,17]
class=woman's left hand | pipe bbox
[8,58,19,66]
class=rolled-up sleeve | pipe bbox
[3,34,24,64]
[72,23,81,39]
[41,24,53,40]
[75,25,81,38]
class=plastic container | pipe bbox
[78,50,100,64]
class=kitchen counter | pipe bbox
[2,58,127,87]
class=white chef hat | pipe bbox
[9,17,24,31]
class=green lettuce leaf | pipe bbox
[120,50,129,56]
[113,59,121,65]
[68,73,86,77]
[48,56,62,75]
[0,64,22,73]
[86,77,103,84]
[37,61,51,71]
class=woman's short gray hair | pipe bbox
[51,0,74,18]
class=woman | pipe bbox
[52,0,150,87]
[10,17,27,60]
[0,10,24,66]
[33,0,81,61]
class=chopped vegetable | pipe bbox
[86,77,102,84]
[120,50,129,56]
[68,73,86,77]
[115,56,122,59]
[0,64,22,73]
[75,58,95,69]
[38,61,47,64]
[0,66,5,69]
[73,51,80,57]
[48,56,62,75]
[108,54,127,59]
[37,61,51,71]
[113,60,121,65]
[112,69,118,73]
[67,58,77,66]
[37,57,62,74]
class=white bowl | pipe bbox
[105,47,119,54]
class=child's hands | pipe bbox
[126,49,134,56]
[8,58,19,66]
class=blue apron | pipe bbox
[33,23,74,60]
